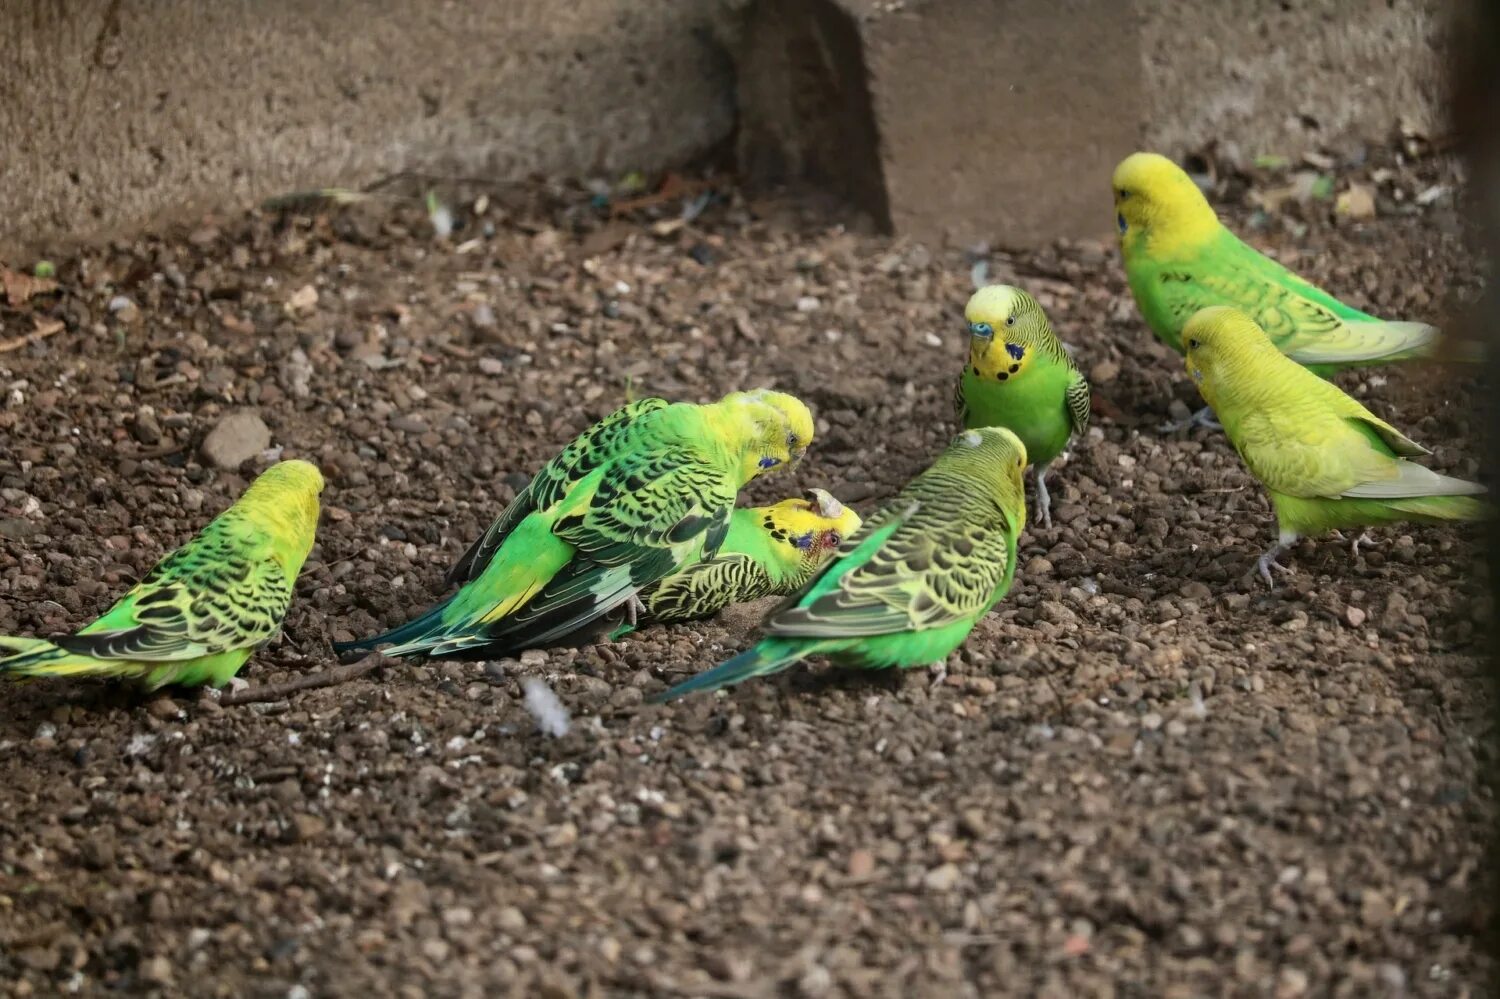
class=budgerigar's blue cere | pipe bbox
[970,322,994,339]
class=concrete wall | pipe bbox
[0,0,736,256]
[0,0,1453,255]
[1142,0,1449,159]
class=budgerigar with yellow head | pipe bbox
[1114,152,1465,426]
[609,488,862,638]
[0,460,325,689]
[336,389,815,659]
[956,284,1090,527]
[1183,307,1486,586]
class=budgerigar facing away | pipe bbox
[956,284,1090,528]
[0,460,325,689]
[335,389,814,660]
[1183,307,1487,586]
[608,488,862,639]
[655,426,1028,701]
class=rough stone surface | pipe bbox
[735,0,1448,247]
[0,0,736,257]
[1141,0,1448,160]
[201,410,271,470]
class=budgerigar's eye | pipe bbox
[1005,315,1016,327]
[787,433,798,447]
[1188,338,1201,349]
[828,532,841,546]
[759,456,781,469]
[1118,189,1130,200]
[969,321,994,339]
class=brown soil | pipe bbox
[0,152,1492,998]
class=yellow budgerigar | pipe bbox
[1182,307,1487,586]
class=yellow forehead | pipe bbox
[761,497,860,535]
[757,391,815,444]
[261,459,326,493]
[1113,152,1182,190]
[965,285,1021,324]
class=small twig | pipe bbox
[219,660,380,706]
[0,320,64,355]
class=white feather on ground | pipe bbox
[521,677,571,737]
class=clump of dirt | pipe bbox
[0,149,1491,997]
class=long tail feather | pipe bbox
[0,636,71,676]
[652,639,815,702]
[332,595,456,655]
[1385,494,1491,523]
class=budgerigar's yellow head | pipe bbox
[947,426,1029,530]
[240,459,326,554]
[1112,152,1219,254]
[964,284,1054,383]
[719,389,815,480]
[757,488,864,576]
[1182,306,1283,407]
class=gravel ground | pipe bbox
[0,148,1492,998]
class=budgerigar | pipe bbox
[1183,307,1487,586]
[608,488,862,639]
[335,389,814,660]
[956,284,1090,528]
[1113,152,1465,428]
[0,460,325,689]
[655,426,1027,701]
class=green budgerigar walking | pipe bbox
[335,389,814,660]
[608,488,862,639]
[655,426,1028,701]
[956,284,1090,527]
[1183,307,1487,586]
[0,460,325,689]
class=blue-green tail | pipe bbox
[652,638,815,702]
[333,595,455,656]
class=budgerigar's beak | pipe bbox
[803,488,844,518]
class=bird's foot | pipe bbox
[1158,405,1222,434]
[1034,466,1053,529]
[1350,531,1377,559]
[927,662,948,690]
[1255,547,1295,590]
[624,594,646,627]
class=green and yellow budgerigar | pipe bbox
[956,284,1090,528]
[335,389,815,660]
[1113,152,1469,427]
[655,426,1028,701]
[0,460,325,689]
[608,488,862,639]
[1183,307,1487,586]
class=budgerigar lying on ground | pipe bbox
[0,460,325,689]
[335,389,814,660]
[608,488,861,639]
[956,284,1090,528]
[1182,307,1487,586]
[1113,152,1470,429]
[655,426,1027,701]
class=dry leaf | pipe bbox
[1,268,59,306]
